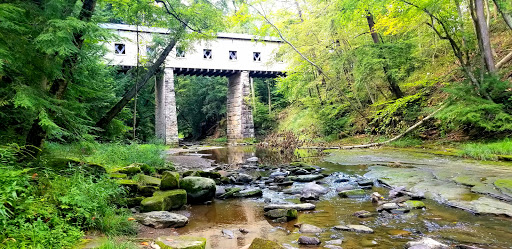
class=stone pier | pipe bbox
[227,71,255,142]
[155,67,179,145]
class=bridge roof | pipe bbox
[100,23,282,43]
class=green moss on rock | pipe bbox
[117,165,142,175]
[126,197,145,208]
[248,238,284,249]
[109,172,128,179]
[338,189,365,198]
[156,236,206,249]
[161,171,180,190]
[494,179,512,196]
[139,174,161,186]
[405,200,426,209]
[141,189,187,212]
[181,177,216,203]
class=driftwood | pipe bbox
[300,104,445,150]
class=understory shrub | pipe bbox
[0,144,137,248]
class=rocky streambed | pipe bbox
[86,146,512,249]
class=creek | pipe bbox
[135,146,512,249]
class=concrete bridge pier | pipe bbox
[155,67,179,145]
[227,71,255,143]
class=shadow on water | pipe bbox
[138,146,512,249]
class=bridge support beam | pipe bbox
[155,68,179,145]
[227,71,255,143]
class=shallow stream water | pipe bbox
[138,146,512,249]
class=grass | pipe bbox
[388,137,423,148]
[457,138,512,160]
[44,142,168,171]
[0,142,152,248]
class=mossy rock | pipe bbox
[404,200,426,209]
[109,172,128,179]
[219,187,241,199]
[453,176,482,187]
[141,189,187,212]
[161,171,180,190]
[117,165,142,175]
[181,177,216,203]
[338,189,365,198]
[139,174,161,186]
[196,171,222,179]
[138,185,159,197]
[233,188,263,198]
[264,209,297,221]
[156,236,206,249]
[220,176,231,184]
[125,197,145,208]
[248,238,284,249]
[494,179,512,196]
[182,170,197,177]
[290,162,311,167]
[116,179,139,193]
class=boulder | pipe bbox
[138,185,159,197]
[264,203,316,211]
[219,187,242,199]
[299,224,322,233]
[235,173,254,184]
[325,239,343,245]
[181,176,216,203]
[405,200,426,209]
[378,202,400,211]
[160,171,180,190]
[324,246,342,249]
[233,188,263,198]
[334,224,374,233]
[222,229,235,239]
[264,209,297,221]
[336,183,357,192]
[353,210,372,218]
[196,171,222,179]
[134,211,188,229]
[338,189,365,198]
[156,236,206,249]
[405,237,449,249]
[117,165,142,175]
[248,238,284,249]
[109,172,127,179]
[116,179,139,194]
[125,196,144,208]
[298,236,321,245]
[247,157,259,162]
[389,186,407,199]
[141,189,187,212]
[139,174,161,186]
[293,175,324,182]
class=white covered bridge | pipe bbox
[101,23,286,144]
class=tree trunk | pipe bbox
[366,11,380,44]
[493,0,512,30]
[95,37,179,129]
[474,0,496,72]
[366,10,404,99]
[267,80,271,115]
[25,0,98,152]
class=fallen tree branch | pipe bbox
[301,104,446,150]
[496,51,512,69]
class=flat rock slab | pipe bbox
[293,175,324,182]
[135,211,188,229]
[299,224,322,233]
[264,203,316,211]
[405,237,449,249]
[334,224,374,233]
[156,236,206,249]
